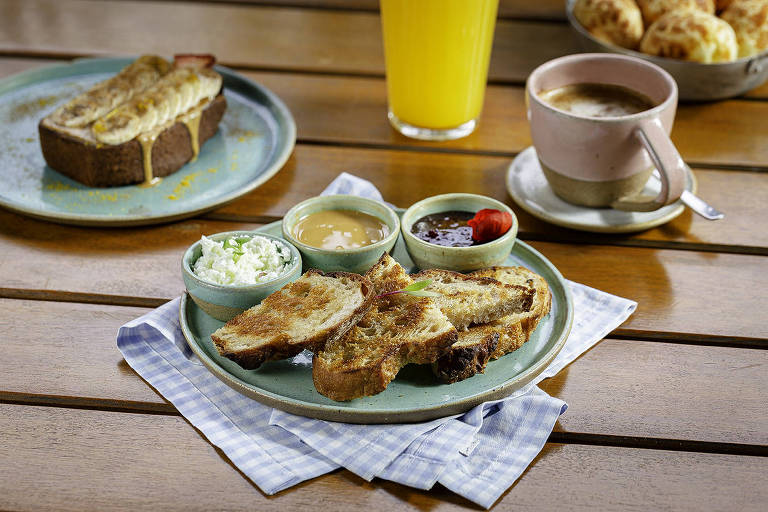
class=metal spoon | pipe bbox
[651,169,725,220]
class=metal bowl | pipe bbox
[565,0,768,101]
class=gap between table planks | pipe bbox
[0,138,766,254]
[1,297,766,447]
[0,60,767,250]
[0,405,767,511]
[1,0,768,97]
[160,0,571,21]
[0,213,767,342]
[200,144,768,254]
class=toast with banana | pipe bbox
[433,266,551,383]
[39,54,226,187]
[211,269,375,370]
[313,254,458,401]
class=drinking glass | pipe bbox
[380,0,499,141]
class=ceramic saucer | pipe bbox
[506,147,696,233]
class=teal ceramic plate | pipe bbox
[0,58,295,226]
[180,220,573,424]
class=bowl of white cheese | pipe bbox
[182,231,302,321]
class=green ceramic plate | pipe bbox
[180,220,574,424]
[0,58,295,226]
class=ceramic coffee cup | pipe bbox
[526,53,687,212]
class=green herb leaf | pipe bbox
[374,279,439,299]
[401,279,432,292]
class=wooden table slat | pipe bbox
[2,298,767,445]
[1,1,767,508]
[1,403,766,512]
[1,212,766,340]
[1,56,767,168]
[191,0,570,20]
[206,145,768,252]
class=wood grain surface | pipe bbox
[1,404,766,512]
[204,145,768,253]
[1,1,767,509]
[2,298,766,445]
[1,58,765,168]
[1,211,767,340]
[3,1,766,102]
[0,55,764,250]
[0,0,573,81]
[189,0,570,20]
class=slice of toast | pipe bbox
[431,329,500,384]
[312,254,457,401]
[211,269,374,370]
[471,266,551,359]
[39,55,226,187]
[411,269,535,330]
[433,266,551,383]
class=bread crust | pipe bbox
[412,268,535,330]
[432,332,499,384]
[636,0,715,26]
[640,9,739,62]
[573,0,645,49]
[39,93,227,187]
[312,254,458,401]
[211,269,375,370]
[313,324,457,401]
[721,0,768,58]
[432,266,551,383]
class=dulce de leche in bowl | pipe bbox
[292,209,391,250]
[282,195,400,274]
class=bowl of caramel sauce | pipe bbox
[282,195,400,274]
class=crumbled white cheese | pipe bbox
[192,235,293,286]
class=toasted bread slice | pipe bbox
[471,266,551,358]
[412,269,534,331]
[313,254,457,401]
[431,330,499,384]
[211,270,374,370]
[39,95,226,187]
[433,266,551,383]
[39,55,226,187]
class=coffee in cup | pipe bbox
[526,54,687,212]
[538,83,655,118]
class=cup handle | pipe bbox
[611,118,687,212]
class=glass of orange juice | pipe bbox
[380,0,499,141]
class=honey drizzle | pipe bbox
[181,107,203,162]
[137,100,208,187]
[138,133,161,188]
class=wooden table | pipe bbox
[1,1,766,510]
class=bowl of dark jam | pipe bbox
[401,193,518,272]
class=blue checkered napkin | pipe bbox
[117,301,338,494]
[116,173,637,508]
[271,281,634,508]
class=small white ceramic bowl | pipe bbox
[282,195,400,274]
[182,231,302,322]
[401,193,518,272]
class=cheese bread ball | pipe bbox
[720,0,768,57]
[573,0,644,49]
[636,0,715,25]
[716,0,736,11]
[640,10,739,62]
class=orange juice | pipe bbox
[380,0,498,138]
